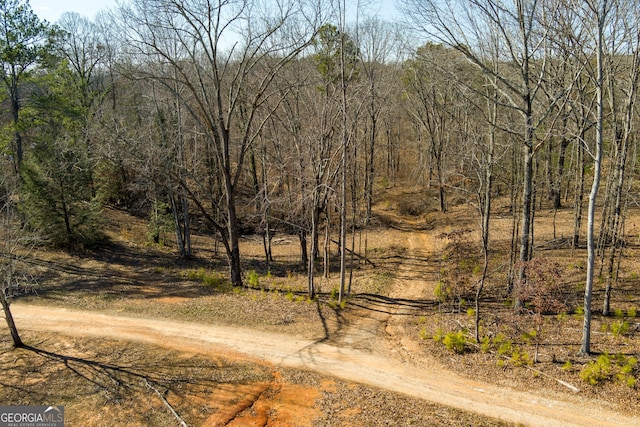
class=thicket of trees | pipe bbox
[1,0,640,355]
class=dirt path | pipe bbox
[11,304,637,427]
[10,227,640,426]
[12,305,639,424]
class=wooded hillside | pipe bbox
[2,0,640,361]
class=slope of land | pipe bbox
[3,188,640,425]
[11,303,640,427]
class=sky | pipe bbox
[31,0,118,23]
[30,0,401,24]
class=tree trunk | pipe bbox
[553,125,570,210]
[299,230,308,267]
[572,134,586,251]
[475,95,495,343]
[225,184,243,287]
[324,213,330,278]
[308,204,320,298]
[0,290,22,348]
[182,197,191,256]
[10,85,22,173]
[170,193,191,258]
[365,82,377,225]
[581,9,605,355]
[515,131,534,310]
[603,47,638,314]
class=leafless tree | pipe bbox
[399,0,572,310]
[0,164,27,348]
[115,0,322,286]
[574,0,624,356]
[595,0,640,316]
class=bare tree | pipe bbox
[400,0,571,310]
[116,0,321,286]
[596,0,640,316]
[0,163,25,348]
[402,43,469,213]
[576,0,622,356]
[359,17,397,225]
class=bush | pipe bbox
[610,320,630,337]
[186,268,228,290]
[441,330,468,354]
[580,353,638,387]
[147,201,173,246]
[516,258,568,315]
[247,270,260,287]
[432,327,444,342]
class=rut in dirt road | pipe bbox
[9,229,640,427]
[12,289,640,426]
[326,231,437,356]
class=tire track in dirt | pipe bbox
[382,231,440,360]
[12,274,640,426]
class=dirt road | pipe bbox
[13,303,639,427]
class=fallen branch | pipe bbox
[521,364,581,393]
[145,379,188,427]
[465,340,580,393]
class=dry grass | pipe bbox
[3,187,640,424]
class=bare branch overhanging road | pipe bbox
[12,303,640,427]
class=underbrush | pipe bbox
[418,306,640,396]
[421,230,640,396]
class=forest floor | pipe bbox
[2,186,640,426]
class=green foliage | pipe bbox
[483,333,534,366]
[434,280,450,303]
[480,336,491,353]
[20,151,105,249]
[521,329,537,344]
[432,327,469,354]
[610,320,630,337]
[496,340,514,357]
[247,270,260,288]
[147,201,173,246]
[18,61,104,250]
[509,348,533,366]
[186,268,228,290]
[285,290,295,302]
[312,23,360,86]
[562,360,573,371]
[628,308,637,318]
[614,308,625,318]
[93,160,131,208]
[580,353,637,387]
[419,327,430,340]
[0,0,51,67]
[441,330,468,354]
